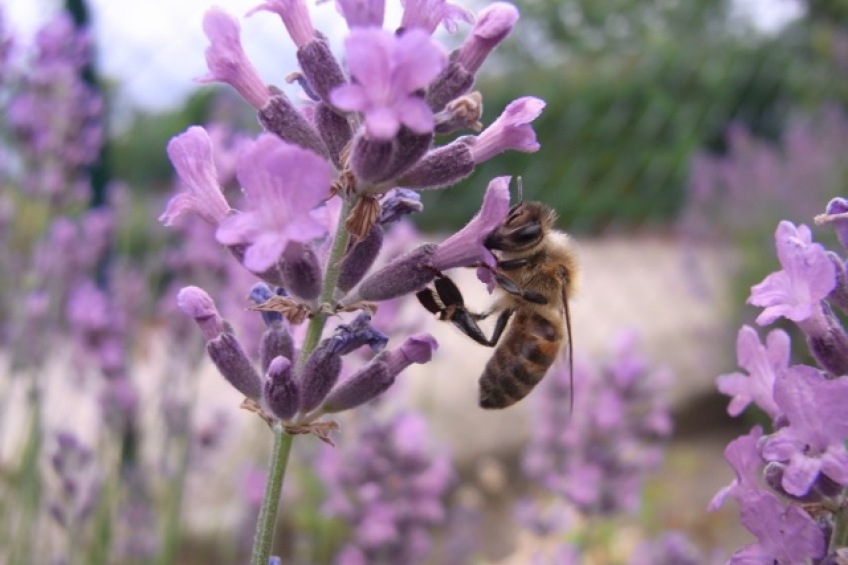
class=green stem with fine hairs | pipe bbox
[830,504,848,554]
[249,195,355,565]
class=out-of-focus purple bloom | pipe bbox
[197,7,271,110]
[317,412,453,564]
[215,134,331,273]
[454,2,518,74]
[48,432,101,528]
[336,0,385,28]
[716,325,788,420]
[628,531,709,565]
[330,28,446,140]
[748,221,836,326]
[400,0,472,34]
[161,126,231,226]
[760,364,848,496]
[523,331,672,515]
[248,0,315,48]
[467,96,544,163]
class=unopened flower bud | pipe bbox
[337,225,384,293]
[396,139,475,190]
[328,313,389,355]
[314,103,352,168]
[804,311,848,376]
[297,36,348,107]
[827,252,848,314]
[455,2,519,75]
[350,127,433,187]
[426,58,475,112]
[207,332,263,400]
[258,93,328,158]
[177,286,226,341]
[280,241,322,300]
[348,243,438,302]
[259,322,295,373]
[299,339,343,413]
[321,334,437,413]
[263,356,299,420]
[379,189,424,225]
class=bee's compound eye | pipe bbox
[510,223,541,245]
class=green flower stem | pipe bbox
[830,504,848,553]
[249,195,355,565]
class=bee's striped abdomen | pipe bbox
[478,311,563,409]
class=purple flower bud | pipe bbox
[426,58,475,112]
[396,138,476,189]
[802,310,848,376]
[297,36,348,107]
[161,126,230,226]
[259,322,295,373]
[249,0,315,47]
[379,189,423,225]
[821,197,848,251]
[337,225,384,293]
[280,241,322,300]
[386,333,438,368]
[177,286,226,341]
[350,127,434,186]
[336,0,385,28]
[347,243,438,302]
[314,103,353,168]
[299,339,343,413]
[197,8,271,110]
[249,282,285,326]
[207,332,263,400]
[468,97,545,163]
[258,93,328,158]
[455,3,519,75]
[826,252,848,313]
[263,356,299,420]
[320,360,391,413]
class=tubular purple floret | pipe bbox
[263,355,300,420]
[468,96,545,163]
[320,360,391,413]
[350,127,434,188]
[279,241,322,300]
[337,225,385,293]
[314,103,353,168]
[348,243,438,302]
[336,0,386,28]
[801,310,848,377]
[259,322,295,373]
[426,58,475,112]
[177,285,226,341]
[826,252,848,314]
[454,2,519,75]
[296,36,348,108]
[207,332,264,400]
[258,93,329,159]
[248,0,315,48]
[299,339,343,413]
[395,139,476,189]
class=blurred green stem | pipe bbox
[830,505,848,553]
[249,196,354,565]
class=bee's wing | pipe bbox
[560,270,574,415]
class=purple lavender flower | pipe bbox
[317,411,453,564]
[716,325,788,420]
[161,126,231,226]
[335,0,385,29]
[467,96,545,163]
[330,28,446,140]
[817,197,848,251]
[197,7,271,110]
[215,134,332,273]
[400,0,472,34]
[248,0,315,48]
[748,221,836,325]
[760,364,848,496]
[454,2,519,75]
[708,427,765,511]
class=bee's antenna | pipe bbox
[516,176,524,204]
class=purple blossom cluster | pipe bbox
[168,0,544,430]
[522,331,673,516]
[711,200,848,564]
[316,411,453,564]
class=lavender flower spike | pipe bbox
[321,334,438,413]
[216,134,331,273]
[748,221,836,326]
[400,0,473,35]
[336,0,385,29]
[432,175,511,271]
[455,2,519,75]
[197,7,271,110]
[330,28,447,140]
[468,97,545,164]
[161,126,231,226]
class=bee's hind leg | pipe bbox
[494,274,548,305]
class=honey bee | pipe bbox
[417,200,578,409]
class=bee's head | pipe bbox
[484,201,556,252]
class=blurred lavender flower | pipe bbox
[47,432,101,529]
[628,531,719,565]
[317,412,453,565]
[522,331,673,516]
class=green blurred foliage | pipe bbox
[419,0,846,233]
